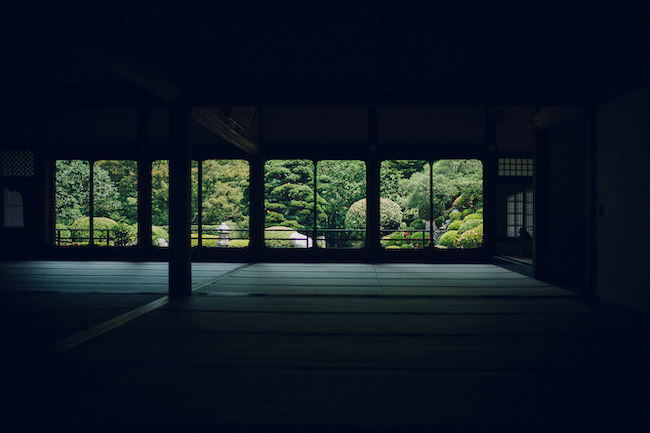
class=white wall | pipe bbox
[596,84,650,312]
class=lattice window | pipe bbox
[498,158,533,177]
[1,151,34,177]
[3,188,24,228]
[507,190,533,238]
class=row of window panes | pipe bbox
[507,190,534,238]
[498,158,533,177]
[55,159,484,250]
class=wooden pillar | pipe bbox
[367,107,380,261]
[483,112,497,258]
[249,156,265,258]
[138,109,152,252]
[169,103,192,297]
[584,105,597,297]
[533,127,549,280]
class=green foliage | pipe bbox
[463,213,483,221]
[381,231,407,248]
[151,225,169,243]
[191,233,218,247]
[457,223,483,248]
[462,209,474,217]
[448,220,463,230]
[201,160,250,228]
[476,208,483,214]
[345,198,402,231]
[265,226,297,248]
[408,230,430,248]
[151,161,169,226]
[112,222,137,246]
[437,230,459,248]
[317,160,366,233]
[458,218,483,235]
[228,239,250,248]
[449,212,463,221]
[380,160,427,202]
[71,217,118,230]
[56,160,122,226]
[411,218,425,229]
[435,216,444,228]
[264,160,328,230]
[95,160,137,223]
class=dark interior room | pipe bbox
[1,1,649,431]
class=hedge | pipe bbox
[448,220,463,230]
[449,212,463,221]
[457,223,483,248]
[463,213,483,221]
[381,231,407,248]
[458,218,483,235]
[346,198,403,231]
[437,230,459,248]
[265,226,296,248]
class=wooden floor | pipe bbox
[1,261,649,432]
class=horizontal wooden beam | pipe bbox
[192,107,260,155]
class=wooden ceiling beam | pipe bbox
[191,107,259,155]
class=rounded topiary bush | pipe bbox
[434,216,444,228]
[409,231,430,248]
[449,212,463,221]
[381,231,407,248]
[112,222,137,246]
[265,226,296,248]
[476,208,483,214]
[437,230,459,248]
[457,223,483,249]
[464,213,482,221]
[345,198,403,231]
[448,220,463,231]
[462,209,474,217]
[458,218,483,235]
[71,217,118,244]
[411,218,426,230]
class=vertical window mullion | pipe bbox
[197,160,203,248]
[89,160,94,247]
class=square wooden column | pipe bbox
[366,107,380,261]
[169,104,192,297]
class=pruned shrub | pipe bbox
[462,209,474,217]
[448,220,463,230]
[71,217,118,245]
[265,226,296,248]
[476,208,483,214]
[437,230,459,248]
[464,213,482,221]
[345,198,403,231]
[228,239,250,248]
[434,216,444,228]
[409,230,430,248]
[457,223,483,248]
[458,218,483,234]
[411,218,426,229]
[112,222,137,246]
[191,233,219,247]
[381,231,407,248]
[449,212,463,221]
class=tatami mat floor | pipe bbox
[1,261,649,432]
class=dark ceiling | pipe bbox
[2,1,649,107]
